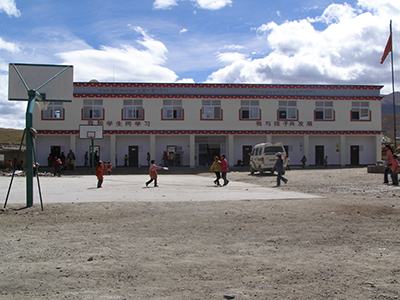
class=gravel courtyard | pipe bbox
[1,167,399,299]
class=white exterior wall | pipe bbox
[32,83,383,168]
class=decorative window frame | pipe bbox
[161,99,184,120]
[277,100,298,121]
[41,102,65,120]
[239,100,261,121]
[82,99,104,120]
[314,101,335,121]
[350,102,371,121]
[121,99,144,120]
[200,99,223,121]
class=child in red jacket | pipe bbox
[95,161,104,188]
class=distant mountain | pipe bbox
[381,92,400,139]
[381,92,400,115]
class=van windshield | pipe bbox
[264,146,284,155]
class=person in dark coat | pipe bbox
[273,152,288,187]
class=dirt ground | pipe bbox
[1,167,400,300]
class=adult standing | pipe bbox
[147,152,151,166]
[384,144,394,184]
[300,155,307,169]
[163,151,168,167]
[84,151,89,167]
[220,154,229,186]
[324,156,328,168]
[67,150,76,170]
[273,152,288,187]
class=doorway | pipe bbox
[315,145,324,166]
[350,145,359,165]
[242,145,252,166]
[129,146,139,167]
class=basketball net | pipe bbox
[36,101,49,111]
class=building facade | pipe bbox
[33,82,383,168]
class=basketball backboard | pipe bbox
[8,63,73,101]
[79,125,103,139]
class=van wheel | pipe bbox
[250,166,254,174]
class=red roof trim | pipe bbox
[73,82,383,90]
[73,94,382,101]
[37,130,381,135]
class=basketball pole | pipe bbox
[26,90,37,207]
[91,138,95,175]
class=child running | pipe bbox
[146,160,168,187]
[95,161,104,188]
[209,156,221,186]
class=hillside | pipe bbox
[0,128,25,145]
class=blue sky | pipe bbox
[0,0,399,128]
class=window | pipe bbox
[278,100,297,120]
[351,102,370,120]
[202,100,221,120]
[163,100,183,119]
[315,101,334,120]
[123,99,143,119]
[42,102,63,119]
[240,100,259,119]
[83,99,103,119]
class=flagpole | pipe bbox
[390,20,397,150]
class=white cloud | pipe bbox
[56,27,178,83]
[180,28,188,34]
[0,0,20,17]
[176,77,195,83]
[194,0,232,10]
[0,37,20,53]
[153,0,178,9]
[153,0,231,10]
[217,52,247,63]
[206,0,400,94]
[223,44,245,51]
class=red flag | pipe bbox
[380,33,392,64]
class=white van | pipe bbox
[249,142,287,174]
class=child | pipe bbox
[95,161,104,188]
[146,160,168,187]
[390,154,399,186]
[209,156,221,186]
[107,162,112,175]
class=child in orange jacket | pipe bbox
[145,160,168,187]
[95,161,104,188]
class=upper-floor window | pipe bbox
[278,100,297,120]
[83,99,103,119]
[351,102,370,120]
[315,101,334,120]
[202,100,222,120]
[163,99,183,120]
[240,100,260,120]
[42,102,64,120]
[123,99,143,120]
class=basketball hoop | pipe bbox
[36,101,49,111]
[87,131,95,139]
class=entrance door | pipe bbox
[50,146,60,159]
[315,145,324,166]
[350,145,359,165]
[89,145,100,167]
[129,146,139,167]
[242,145,252,166]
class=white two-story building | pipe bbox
[33,82,383,168]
